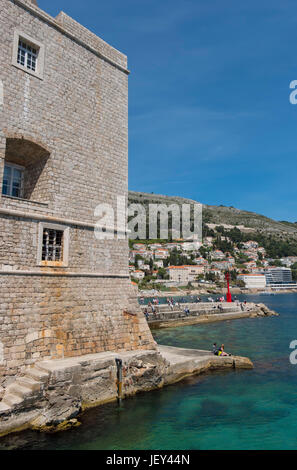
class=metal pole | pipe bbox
[115,358,123,405]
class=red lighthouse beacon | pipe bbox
[225,271,232,303]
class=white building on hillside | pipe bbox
[238,274,266,289]
[166,265,204,283]
[131,270,145,280]
[181,241,202,251]
[209,250,225,260]
[154,260,164,268]
[166,266,188,283]
[154,249,169,259]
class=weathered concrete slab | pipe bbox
[158,345,253,385]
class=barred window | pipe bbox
[42,229,63,262]
[17,39,38,72]
[37,223,69,267]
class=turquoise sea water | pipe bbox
[1,293,297,450]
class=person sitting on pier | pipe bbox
[212,343,219,355]
[218,344,231,356]
[184,307,190,316]
[151,305,157,316]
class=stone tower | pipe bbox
[0,0,155,386]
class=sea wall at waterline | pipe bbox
[143,302,278,329]
[0,346,253,437]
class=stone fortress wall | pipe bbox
[0,0,155,387]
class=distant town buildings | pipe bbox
[205,223,254,233]
[128,234,297,290]
[280,256,297,267]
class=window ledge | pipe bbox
[1,194,49,207]
[12,62,43,80]
[38,262,69,268]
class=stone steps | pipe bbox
[2,392,24,407]
[0,365,49,414]
[0,401,11,414]
[6,382,33,399]
[17,376,41,392]
[26,367,49,383]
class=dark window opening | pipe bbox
[2,163,24,197]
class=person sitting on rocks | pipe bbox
[212,343,219,355]
[218,344,231,357]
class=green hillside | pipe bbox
[128,190,297,236]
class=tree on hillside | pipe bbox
[268,259,283,267]
[157,268,169,280]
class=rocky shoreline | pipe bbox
[0,345,253,438]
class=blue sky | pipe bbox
[39,0,297,221]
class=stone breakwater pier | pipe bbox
[0,345,253,437]
[143,302,278,329]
